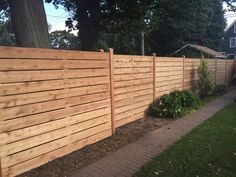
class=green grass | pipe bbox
[135,102,236,177]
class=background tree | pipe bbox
[46,0,100,51]
[0,9,15,46]
[1,0,234,52]
[98,0,156,54]
[149,0,226,56]
[0,0,50,48]
[224,0,236,11]
[46,0,156,52]
[50,30,80,49]
[0,19,15,45]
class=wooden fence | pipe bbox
[0,46,235,177]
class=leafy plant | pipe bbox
[148,90,201,119]
[214,85,226,95]
[198,59,214,97]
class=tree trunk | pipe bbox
[9,0,50,48]
[76,0,100,51]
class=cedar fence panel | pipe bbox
[216,59,226,85]
[226,60,234,84]
[155,57,184,97]
[0,46,235,177]
[0,47,112,177]
[113,55,153,127]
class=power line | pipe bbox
[224,13,236,17]
[50,20,66,26]
[47,14,68,19]
[49,18,66,24]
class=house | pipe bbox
[170,44,226,59]
[223,19,236,59]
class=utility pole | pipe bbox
[141,31,145,56]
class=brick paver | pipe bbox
[70,89,236,177]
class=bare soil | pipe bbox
[18,117,172,177]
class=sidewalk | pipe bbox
[70,89,236,177]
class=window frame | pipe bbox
[230,37,236,48]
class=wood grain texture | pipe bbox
[109,49,116,134]
[0,47,111,177]
[0,46,234,177]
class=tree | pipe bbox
[0,19,15,46]
[206,0,226,51]
[9,0,50,48]
[224,0,236,11]
[99,0,156,54]
[149,0,226,55]
[0,0,50,48]
[0,9,15,46]
[46,0,100,51]
[46,0,156,52]
[50,30,80,49]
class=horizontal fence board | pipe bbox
[1,130,112,177]
[0,76,109,96]
[114,88,153,102]
[69,107,111,125]
[0,46,235,177]
[0,99,66,121]
[115,99,151,115]
[0,127,68,156]
[0,59,109,71]
[115,106,147,122]
[114,73,152,82]
[0,89,66,108]
[0,69,109,83]
[115,84,153,95]
[0,46,109,60]
[0,117,68,145]
[116,112,144,128]
[0,108,68,133]
[114,67,152,75]
[114,78,153,88]
[115,94,153,109]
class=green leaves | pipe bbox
[149,0,226,55]
[198,59,214,97]
[148,90,201,118]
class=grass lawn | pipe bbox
[135,102,236,177]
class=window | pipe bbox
[230,37,236,48]
[234,24,236,33]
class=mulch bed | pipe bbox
[19,117,172,177]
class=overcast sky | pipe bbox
[44,2,236,34]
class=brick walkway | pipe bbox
[70,89,236,177]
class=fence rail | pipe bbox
[0,46,235,177]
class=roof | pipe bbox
[225,18,236,33]
[171,44,227,58]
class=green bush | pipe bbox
[148,90,201,118]
[214,85,226,95]
[198,59,214,97]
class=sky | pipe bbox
[44,2,236,33]
[44,3,71,33]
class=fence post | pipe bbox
[0,157,2,177]
[215,58,217,85]
[234,60,236,76]
[109,48,116,135]
[182,55,185,90]
[225,59,228,87]
[152,53,156,101]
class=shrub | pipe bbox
[214,85,226,95]
[198,59,214,97]
[148,90,201,119]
